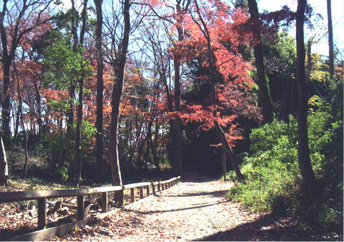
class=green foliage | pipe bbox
[43,36,94,90]
[43,133,75,181]
[43,121,96,181]
[227,108,343,233]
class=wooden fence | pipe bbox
[0,176,181,240]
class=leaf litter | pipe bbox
[1,173,342,241]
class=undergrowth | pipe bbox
[226,109,343,234]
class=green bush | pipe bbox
[43,120,96,182]
[227,110,343,233]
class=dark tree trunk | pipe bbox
[296,0,317,196]
[148,121,160,172]
[221,147,226,180]
[13,60,23,146]
[75,78,83,184]
[66,85,75,136]
[94,0,104,182]
[21,118,28,179]
[172,3,184,177]
[2,59,11,149]
[109,0,131,205]
[327,0,334,78]
[74,0,88,185]
[247,0,273,124]
[173,60,182,176]
[306,40,312,84]
[13,104,20,145]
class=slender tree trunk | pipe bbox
[173,4,184,177]
[296,0,317,196]
[327,0,334,78]
[2,59,11,149]
[173,60,182,176]
[221,147,226,180]
[13,104,20,145]
[75,78,83,184]
[148,121,160,171]
[306,40,312,84]
[109,0,130,205]
[67,85,75,136]
[215,123,244,179]
[35,83,42,141]
[74,0,88,185]
[13,60,23,146]
[94,0,104,182]
[21,119,28,179]
[247,0,273,124]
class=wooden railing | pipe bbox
[0,176,181,231]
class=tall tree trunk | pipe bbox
[173,3,184,177]
[12,59,24,146]
[247,0,273,124]
[2,59,11,149]
[327,0,334,78]
[75,78,83,184]
[94,0,104,182]
[173,60,182,176]
[74,0,88,185]
[109,0,130,205]
[296,0,317,196]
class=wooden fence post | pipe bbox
[101,192,108,213]
[158,182,161,191]
[77,195,84,220]
[146,185,150,196]
[130,188,135,203]
[152,183,156,195]
[140,186,143,199]
[38,198,47,230]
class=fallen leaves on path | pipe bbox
[1,173,343,241]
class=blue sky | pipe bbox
[61,0,344,60]
[258,0,344,60]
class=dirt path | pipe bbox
[54,173,341,241]
[121,173,260,241]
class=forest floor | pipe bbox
[45,172,340,241]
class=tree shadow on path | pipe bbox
[195,213,341,241]
[124,200,228,215]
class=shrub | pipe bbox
[227,111,343,233]
[42,120,96,182]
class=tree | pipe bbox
[93,0,104,182]
[142,0,191,176]
[295,0,317,195]
[74,0,88,184]
[0,0,55,150]
[178,0,260,179]
[247,0,273,124]
[108,0,131,203]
